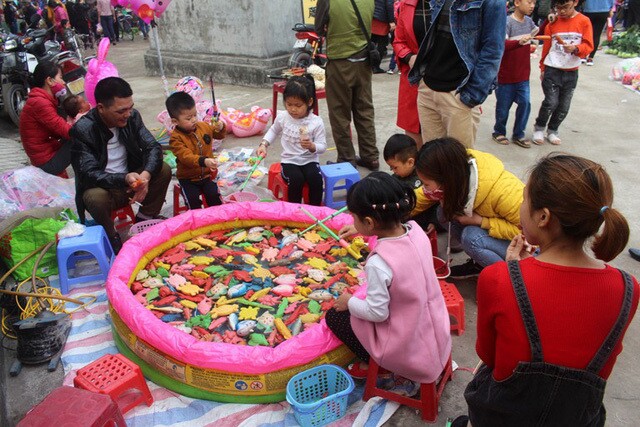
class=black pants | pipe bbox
[325,308,370,362]
[178,178,222,210]
[39,141,71,177]
[281,162,323,206]
[534,67,578,133]
[584,12,609,59]
[371,33,389,70]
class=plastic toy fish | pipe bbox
[136,269,149,281]
[307,269,326,282]
[295,238,315,252]
[180,299,198,309]
[211,304,239,319]
[228,283,249,298]
[303,231,322,243]
[142,277,164,288]
[257,311,275,328]
[299,313,321,323]
[241,254,260,268]
[274,318,292,340]
[272,284,295,297]
[308,290,333,302]
[261,247,278,262]
[291,318,303,336]
[209,283,228,298]
[248,333,269,346]
[167,274,187,288]
[225,230,247,246]
[192,237,218,248]
[307,257,329,270]
[281,234,298,247]
[227,312,239,330]
[252,267,274,280]
[239,306,259,320]
[184,241,205,251]
[246,231,263,243]
[236,320,257,337]
[178,283,201,296]
[197,298,213,315]
[148,305,183,313]
[273,274,300,287]
[189,256,214,265]
[191,270,209,279]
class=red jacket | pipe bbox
[19,87,71,167]
[392,0,421,134]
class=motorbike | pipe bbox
[0,28,87,126]
[288,23,327,69]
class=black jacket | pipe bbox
[373,0,394,23]
[70,108,164,221]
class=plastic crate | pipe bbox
[286,364,354,427]
[128,219,164,236]
[433,256,450,279]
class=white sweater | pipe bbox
[263,111,327,166]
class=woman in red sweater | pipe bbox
[19,61,72,177]
[392,0,429,147]
[454,153,639,427]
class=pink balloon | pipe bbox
[130,0,156,23]
[154,0,171,17]
[117,0,130,6]
[110,0,118,6]
[84,38,120,107]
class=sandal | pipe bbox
[347,362,369,379]
[547,134,562,145]
[492,134,509,145]
[512,137,531,148]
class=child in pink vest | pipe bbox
[326,172,451,396]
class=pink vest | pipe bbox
[351,221,452,383]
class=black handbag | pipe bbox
[348,0,380,64]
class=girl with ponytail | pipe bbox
[456,154,639,427]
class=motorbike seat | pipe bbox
[27,29,47,39]
[292,23,316,32]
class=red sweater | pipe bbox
[476,258,639,381]
[19,87,71,167]
[498,40,531,84]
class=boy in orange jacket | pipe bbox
[167,91,227,209]
[532,0,593,145]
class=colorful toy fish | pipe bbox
[272,284,295,297]
[308,290,333,302]
[236,320,257,337]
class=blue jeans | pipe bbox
[438,207,511,267]
[493,81,531,140]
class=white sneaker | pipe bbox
[533,130,545,145]
[547,133,562,145]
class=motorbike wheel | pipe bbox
[288,49,312,69]
[5,84,28,127]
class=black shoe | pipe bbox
[449,259,484,279]
[355,157,380,171]
[135,214,168,223]
[450,415,470,427]
[110,234,123,255]
[630,248,640,262]
[372,67,385,74]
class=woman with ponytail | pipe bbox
[454,153,639,427]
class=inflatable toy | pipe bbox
[84,38,119,107]
[107,202,361,403]
[221,106,272,138]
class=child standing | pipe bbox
[533,0,593,145]
[327,172,451,396]
[167,91,227,209]
[493,0,538,149]
[257,76,326,205]
[383,134,438,232]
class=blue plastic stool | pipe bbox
[320,163,361,209]
[56,226,115,294]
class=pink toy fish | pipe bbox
[272,284,295,297]
[261,247,279,262]
[197,298,213,315]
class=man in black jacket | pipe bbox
[71,77,171,253]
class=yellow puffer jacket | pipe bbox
[469,149,524,240]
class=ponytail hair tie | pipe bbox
[600,206,609,216]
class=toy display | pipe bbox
[84,38,119,107]
[215,148,267,196]
[106,202,364,402]
[610,57,640,93]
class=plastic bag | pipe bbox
[215,148,267,196]
[0,209,78,280]
[0,167,76,223]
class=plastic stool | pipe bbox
[111,206,135,230]
[363,355,453,422]
[173,183,209,216]
[267,163,310,203]
[56,226,115,294]
[440,280,465,335]
[320,162,360,209]
[272,81,326,122]
[74,353,153,414]
[18,386,126,427]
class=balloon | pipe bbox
[117,0,130,6]
[174,76,205,103]
[110,0,118,6]
[84,38,120,107]
[154,0,172,17]
[130,0,156,23]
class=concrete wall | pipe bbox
[144,0,302,87]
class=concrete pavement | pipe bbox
[1,38,639,426]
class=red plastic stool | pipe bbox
[111,206,135,230]
[440,280,465,335]
[74,353,153,414]
[18,386,126,427]
[173,183,210,216]
[267,163,310,203]
[272,80,326,122]
[363,355,453,422]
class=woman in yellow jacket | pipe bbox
[416,137,524,278]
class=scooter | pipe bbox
[288,23,327,69]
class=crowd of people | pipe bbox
[8,0,640,424]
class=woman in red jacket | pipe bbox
[392,0,430,147]
[19,61,72,177]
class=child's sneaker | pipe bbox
[547,133,562,145]
[586,58,594,66]
[386,69,396,74]
[533,130,545,145]
[389,376,420,397]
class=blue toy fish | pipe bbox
[236,320,257,337]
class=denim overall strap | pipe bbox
[585,269,635,374]
[507,260,543,362]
